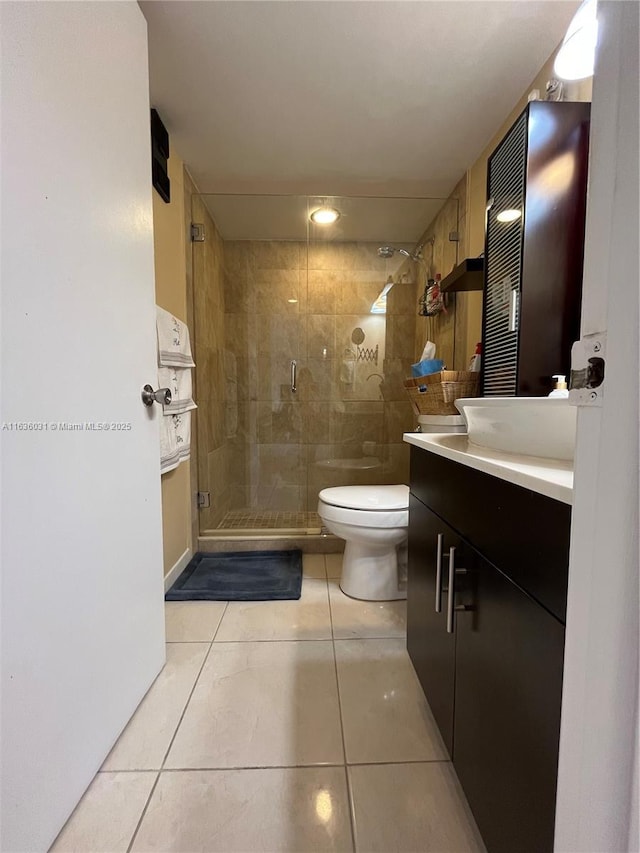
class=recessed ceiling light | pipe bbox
[310,207,340,225]
[287,298,298,304]
[496,208,522,223]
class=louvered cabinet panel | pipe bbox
[481,102,591,397]
[483,112,526,396]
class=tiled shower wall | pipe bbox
[213,240,418,525]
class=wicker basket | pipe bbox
[404,370,480,416]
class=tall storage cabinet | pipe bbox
[482,101,591,396]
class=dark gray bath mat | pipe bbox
[165,549,303,601]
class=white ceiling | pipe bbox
[141,0,576,239]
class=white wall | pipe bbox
[0,4,166,850]
[555,2,639,851]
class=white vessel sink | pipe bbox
[455,397,577,461]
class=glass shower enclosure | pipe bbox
[190,194,458,536]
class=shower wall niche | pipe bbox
[191,195,459,534]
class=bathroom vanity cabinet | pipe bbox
[407,446,571,853]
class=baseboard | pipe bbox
[164,547,192,592]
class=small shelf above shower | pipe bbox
[440,257,484,292]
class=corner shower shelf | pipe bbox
[440,257,484,292]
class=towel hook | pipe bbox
[141,385,172,407]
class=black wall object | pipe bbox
[482,101,591,396]
[151,108,170,203]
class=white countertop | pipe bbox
[403,432,573,505]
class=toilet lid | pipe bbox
[318,484,409,511]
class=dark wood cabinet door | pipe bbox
[453,554,565,853]
[406,495,462,756]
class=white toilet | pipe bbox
[318,484,409,601]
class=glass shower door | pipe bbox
[192,194,313,535]
[244,232,314,532]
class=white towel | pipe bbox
[158,366,197,415]
[160,414,180,474]
[156,306,195,368]
[173,411,191,463]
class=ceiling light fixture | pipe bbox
[310,206,340,225]
[496,208,522,224]
[554,0,598,81]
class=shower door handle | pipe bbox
[290,360,297,393]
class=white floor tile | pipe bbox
[349,762,485,853]
[303,553,327,578]
[164,601,227,642]
[335,639,447,763]
[215,578,331,641]
[50,771,156,853]
[328,581,406,639]
[165,641,344,769]
[131,767,353,853]
[101,643,209,771]
[325,553,343,579]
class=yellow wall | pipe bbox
[152,152,193,576]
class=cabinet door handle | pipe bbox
[508,288,519,332]
[435,533,443,613]
[446,548,469,632]
[446,546,457,633]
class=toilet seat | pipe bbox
[318,500,408,529]
[319,484,409,511]
[318,485,409,529]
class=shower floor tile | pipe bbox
[217,509,323,531]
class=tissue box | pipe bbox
[411,359,445,378]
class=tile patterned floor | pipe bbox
[50,555,485,853]
[217,509,323,531]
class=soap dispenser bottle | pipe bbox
[548,374,569,398]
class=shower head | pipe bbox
[377,245,420,261]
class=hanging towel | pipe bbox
[172,411,191,463]
[160,414,180,474]
[156,306,195,368]
[158,366,197,415]
[156,305,195,474]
